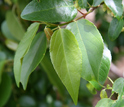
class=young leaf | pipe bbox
[0,73,12,107]
[66,19,104,81]
[20,32,47,89]
[41,51,65,96]
[6,11,25,41]
[93,0,103,6]
[100,89,108,99]
[104,0,123,19]
[14,23,40,87]
[96,98,114,107]
[108,18,123,41]
[21,0,77,22]
[50,28,82,105]
[112,78,124,95]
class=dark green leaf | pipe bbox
[0,52,6,83]
[93,0,103,6]
[19,96,36,107]
[14,23,40,87]
[96,98,114,107]
[50,28,82,105]
[104,0,123,19]
[113,78,124,95]
[20,32,47,89]
[108,18,123,41]
[66,19,104,81]
[1,21,17,41]
[78,0,87,8]
[21,0,77,22]
[0,73,12,107]
[6,11,25,41]
[41,51,65,96]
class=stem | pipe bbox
[107,76,114,84]
[98,82,106,88]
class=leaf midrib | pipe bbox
[59,29,75,97]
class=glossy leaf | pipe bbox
[5,39,18,51]
[1,21,17,41]
[78,0,87,8]
[113,78,124,95]
[108,18,123,41]
[96,98,114,107]
[6,11,25,41]
[14,23,40,87]
[93,0,103,6]
[41,51,65,96]
[100,89,108,99]
[104,0,123,19]
[0,73,12,107]
[20,32,47,89]
[50,29,82,105]
[21,0,77,22]
[66,19,104,81]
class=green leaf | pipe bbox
[104,0,123,19]
[113,78,124,95]
[96,98,114,107]
[78,0,87,8]
[66,19,104,81]
[108,18,123,41]
[0,73,12,107]
[41,51,65,96]
[1,21,17,41]
[6,11,25,41]
[100,89,108,99]
[20,32,47,89]
[21,0,77,22]
[50,28,82,105]
[0,52,6,83]
[86,83,97,95]
[90,45,111,90]
[14,22,40,87]
[93,0,103,6]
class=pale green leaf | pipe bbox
[20,32,47,89]
[50,29,82,105]
[113,78,124,95]
[104,0,123,19]
[5,39,18,51]
[41,51,65,96]
[96,98,114,107]
[90,45,111,90]
[0,73,12,107]
[21,0,77,22]
[6,11,25,41]
[66,19,104,81]
[14,23,40,87]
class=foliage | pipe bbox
[0,0,124,106]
